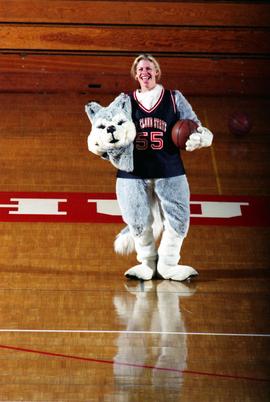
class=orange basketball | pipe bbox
[172,119,199,150]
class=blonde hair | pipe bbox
[130,54,162,81]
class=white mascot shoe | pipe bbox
[125,229,157,281]
[157,227,198,281]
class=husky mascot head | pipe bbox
[85,93,136,172]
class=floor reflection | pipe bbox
[112,280,196,400]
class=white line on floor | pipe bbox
[0,329,269,337]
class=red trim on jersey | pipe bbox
[133,87,165,114]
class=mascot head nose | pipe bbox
[107,125,116,134]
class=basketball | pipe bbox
[171,119,199,149]
[228,111,252,136]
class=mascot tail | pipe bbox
[114,226,135,255]
[114,198,163,255]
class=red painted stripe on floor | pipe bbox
[0,191,269,226]
[0,344,269,382]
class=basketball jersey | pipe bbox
[117,88,185,179]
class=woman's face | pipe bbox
[135,59,158,92]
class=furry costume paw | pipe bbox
[125,260,156,281]
[157,264,198,281]
[185,126,213,151]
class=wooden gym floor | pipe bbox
[0,93,269,401]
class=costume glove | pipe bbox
[185,126,213,152]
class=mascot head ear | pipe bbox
[110,93,132,118]
[85,101,102,123]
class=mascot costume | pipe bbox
[85,89,213,282]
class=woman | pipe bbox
[116,54,213,281]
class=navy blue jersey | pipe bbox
[117,88,185,179]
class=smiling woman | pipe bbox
[131,54,161,92]
[114,54,214,281]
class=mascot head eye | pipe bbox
[117,120,126,126]
[97,124,106,129]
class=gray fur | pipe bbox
[173,90,201,124]
[116,176,190,253]
[86,93,136,172]
[106,143,134,172]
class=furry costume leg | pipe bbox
[157,223,198,281]
[116,178,157,280]
[125,228,157,280]
[154,176,198,281]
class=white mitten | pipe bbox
[185,133,201,152]
[185,126,213,152]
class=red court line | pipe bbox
[1,344,269,383]
[0,191,269,226]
